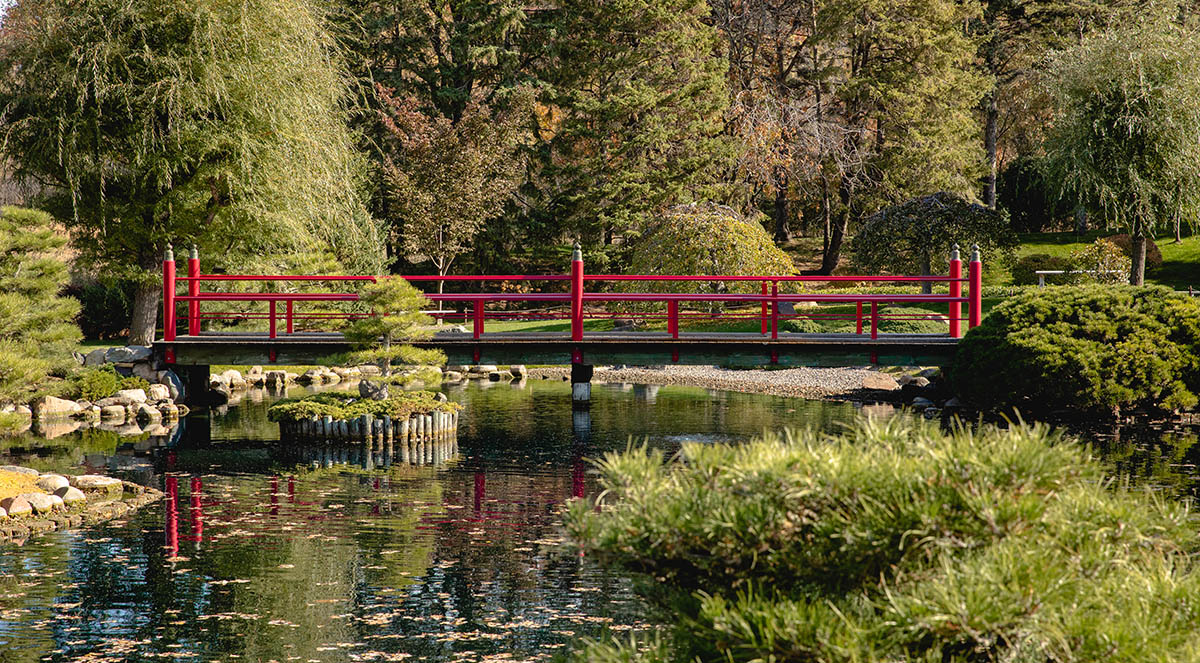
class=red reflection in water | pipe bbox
[188,476,204,544]
[270,476,279,516]
[572,460,585,499]
[473,472,485,521]
[164,476,179,556]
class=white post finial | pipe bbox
[950,243,960,261]
[970,244,981,262]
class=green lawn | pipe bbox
[993,230,1200,290]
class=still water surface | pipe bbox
[1,380,869,663]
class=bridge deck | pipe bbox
[156,331,959,368]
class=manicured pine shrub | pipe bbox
[950,285,1200,415]
[567,419,1200,663]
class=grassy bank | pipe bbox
[567,419,1200,663]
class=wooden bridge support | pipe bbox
[571,361,593,408]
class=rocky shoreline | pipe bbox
[0,466,163,545]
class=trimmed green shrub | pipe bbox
[267,391,458,423]
[567,419,1200,663]
[65,365,152,401]
[1104,233,1164,269]
[1011,253,1079,285]
[951,285,1200,414]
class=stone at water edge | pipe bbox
[30,396,83,419]
[19,492,56,515]
[444,371,464,382]
[55,486,87,505]
[132,363,158,382]
[357,365,382,377]
[247,365,264,377]
[70,474,123,498]
[0,465,39,476]
[435,392,448,402]
[220,369,247,390]
[0,496,31,517]
[99,405,126,422]
[35,474,70,492]
[509,365,528,378]
[104,345,152,364]
[135,403,162,424]
[912,397,935,408]
[148,384,171,401]
[487,371,513,382]
[861,373,900,391]
[115,388,148,404]
[0,505,6,518]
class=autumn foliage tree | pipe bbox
[379,87,528,291]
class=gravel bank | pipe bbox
[527,365,891,400]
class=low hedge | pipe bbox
[266,391,458,423]
[567,419,1200,663]
[950,285,1200,414]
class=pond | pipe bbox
[0,379,1197,663]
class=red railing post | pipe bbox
[570,243,584,342]
[870,302,879,340]
[856,302,864,335]
[286,300,294,334]
[187,245,200,335]
[473,301,484,339]
[770,282,779,340]
[968,245,983,329]
[268,300,277,339]
[162,245,176,342]
[760,281,768,334]
[668,300,679,338]
[948,244,962,338]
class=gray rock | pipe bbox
[148,384,171,401]
[19,492,56,514]
[158,369,184,401]
[509,365,528,378]
[115,388,148,404]
[220,369,247,390]
[922,407,942,419]
[471,365,498,376]
[917,367,942,379]
[56,486,87,505]
[0,505,5,518]
[1,465,40,476]
[132,362,158,382]
[912,397,935,408]
[444,371,464,382]
[488,370,513,382]
[897,375,931,388]
[359,380,389,401]
[434,392,448,402]
[247,365,264,377]
[159,403,180,419]
[47,493,65,509]
[30,396,83,419]
[35,474,70,492]
[105,345,152,364]
[135,403,162,424]
[83,348,109,367]
[944,397,963,409]
[357,365,382,376]
[861,373,900,391]
[0,496,32,517]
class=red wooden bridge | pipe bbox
[153,245,982,374]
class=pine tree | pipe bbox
[0,0,383,345]
[0,207,82,404]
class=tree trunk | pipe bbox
[129,279,161,346]
[983,90,999,209]
[816,180,852,275]
[920,253,933,295]
[1074,207,1087,234]
[1130,232,1147,286]
[773,183,790,244]
[1174,210,1183,244]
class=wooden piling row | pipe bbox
[277,410,460,455]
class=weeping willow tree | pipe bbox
[0,0,384,344]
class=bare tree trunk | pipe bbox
[1174,210,1183,244]
[773,182,789,244]
[983,90,999,209]
[129,278,160,346]
[817,180,852,275]
[1130,232,1147,286]
[920,253,933,295]
[1074,207,1088,234]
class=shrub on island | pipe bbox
[567,419,1200,662]
[266,392,458,424]
[950,285,1200,415]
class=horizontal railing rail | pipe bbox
[160,244,983,343]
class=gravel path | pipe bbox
[527,364,889,400]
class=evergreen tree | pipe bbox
[0,207,82,404]
[534,0,730,263]
[0,0,383,345]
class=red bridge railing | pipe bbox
[160,244,982,343]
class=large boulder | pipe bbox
[35,474,70,492]
[30,396,83,419]
[134,403,162,424]
[20,492,57,514]
[56,485,87,505]
[104,345,152,364]
[132,363,158,382]
[70,474,123,498]
[264,370,288,386]
[83,348,109,367]
[0,495,32,517]
[157,369,184,401]
[148,384,171,402]
[220,369,247,390]
[115,388,148,404]
[861,373,901,392]
[509,365,528,378]
[0,465,39,476]
[99,405,126,422]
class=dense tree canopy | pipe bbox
[0,0,383,344]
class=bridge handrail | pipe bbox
[160,244,983,344]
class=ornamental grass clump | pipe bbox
[567,418,1200,663]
